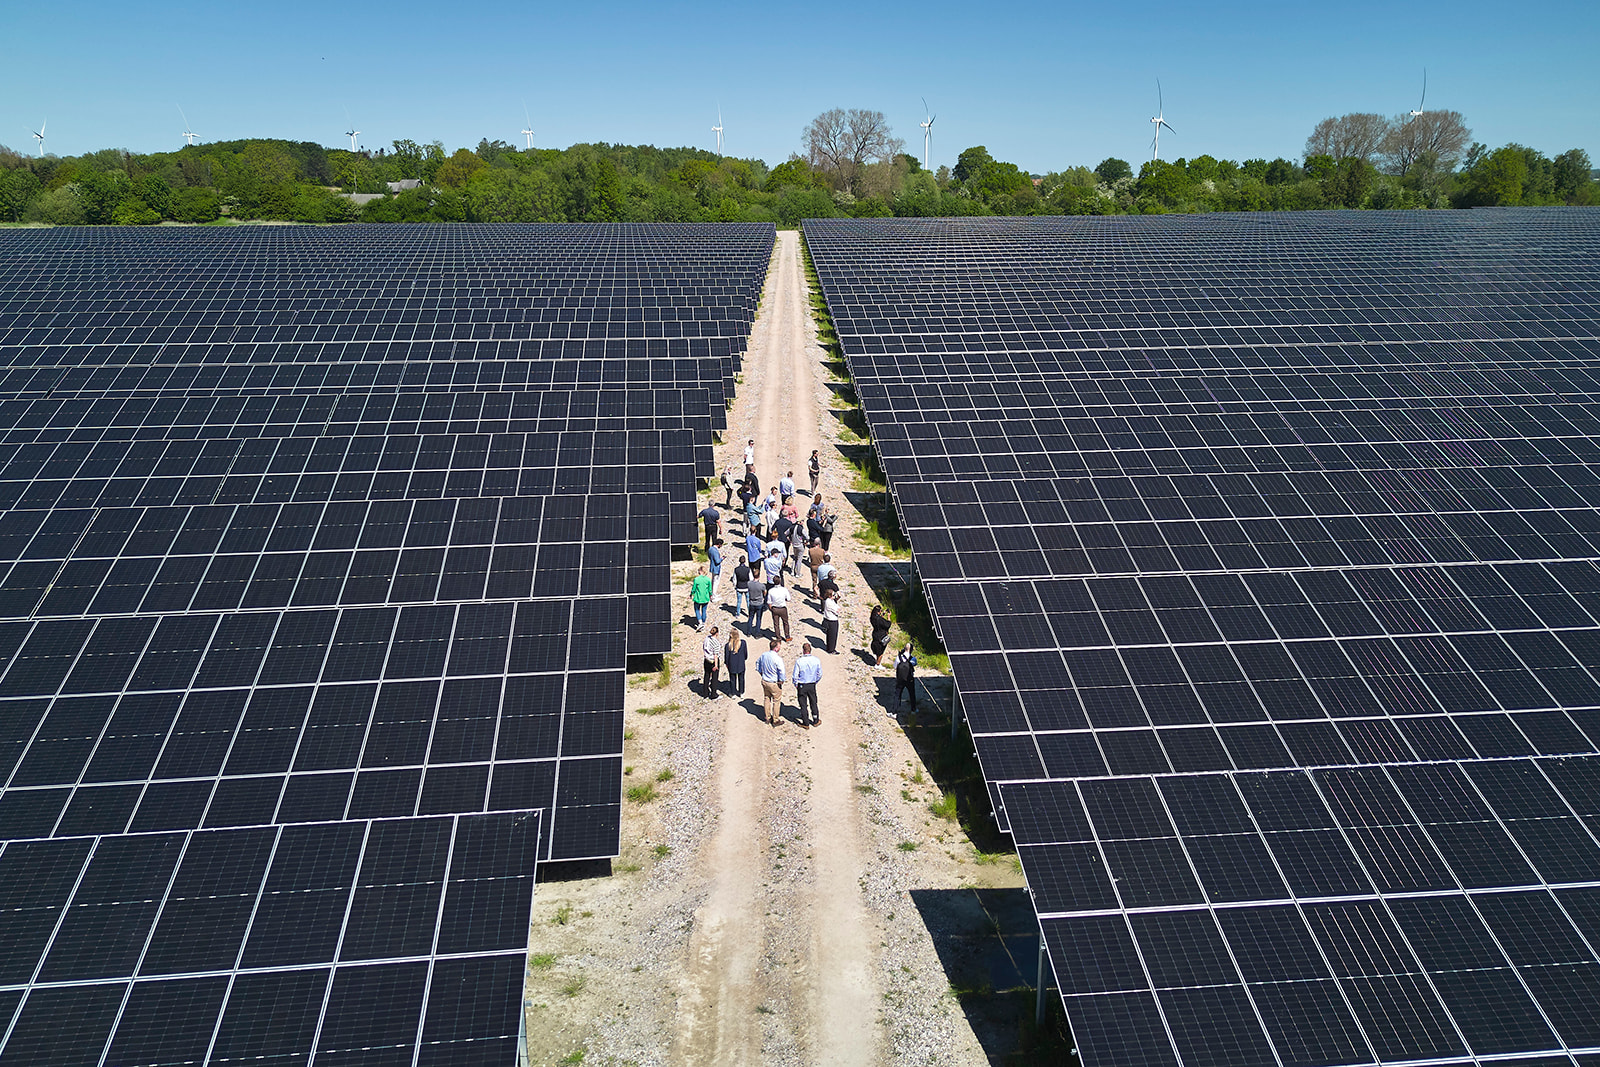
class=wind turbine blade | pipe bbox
[1420,68,1426,109]
[40,119,45,136]
[1157,78,1163,113]
[1162,121,1175,134]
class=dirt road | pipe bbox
[675,230,880,1066]
[524,230,1020,1067]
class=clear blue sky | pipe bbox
[5,0,1597,172]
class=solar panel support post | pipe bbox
[950,681,963,740]
[1035,933,1048,1027]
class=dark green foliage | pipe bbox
[1094,158,1132,184]
[1,123,1592,227]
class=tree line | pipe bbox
[0,108,1593,227]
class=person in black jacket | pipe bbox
[895,645,918,711]
[869,605,892,666]
[724,629,749,696]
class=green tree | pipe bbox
[135,174,175,218]
[0,169,42,221]
[1466,145,1529,205]
[1553,149,1593,202]
[952,146,993,184]
[1094,157,1132,184]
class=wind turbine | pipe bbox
[31,119,45,157]
[1410,68,1426,117]
[920,98,936,171]
[343,107,360,153]
[178,105,196,146]
[711,104,724,158]
[521,101,535,150]
[1149,81,1175,161]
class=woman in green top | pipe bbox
[691,565,713,631]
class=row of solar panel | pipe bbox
[805,211,1600,1067]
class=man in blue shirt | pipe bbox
[756,639,787,727]
[699,501,721,553]
[745,530,763,569]
[779,471,795,500]
[707,538,724,598]
[793,642,822,728]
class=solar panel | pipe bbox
[0,221,775,1065]
[805,211,1600,1067]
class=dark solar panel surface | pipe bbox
[0,222,772,1065]
[806,211,1600,1067]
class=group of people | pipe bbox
[691,440,920,726]
[691,442,855,727]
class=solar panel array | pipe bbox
[806,211,1600,1067]
[0,223,772,1065]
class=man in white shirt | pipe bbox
[743,439,756,470]
[766,581,792,642]
[793,642,822,728]
[756,639,786,726]
[821,590,840,654]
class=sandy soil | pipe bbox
[523,231,1028,1067]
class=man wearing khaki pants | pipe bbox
[756,639,787,727]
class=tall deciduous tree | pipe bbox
[1304,113,1391,163]
[803,109,904,194]
[1381,110,1471,175]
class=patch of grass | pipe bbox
[847,451,887,493]
[626,783,658,804]
[854,783,877,794]
[624,766,633,776]
[897,840,919,852]
[559,1047,586,1064]
[754,1003,775,1015]
[551,903,573,926]
[561,976,586,997]
[617,861,642,873]
[928,792,959,822]
[623,728,636,740]
[653,843,672,858]
[874,574,950,674]
[636,700,679,716]
[655,768,675,782]
[530,953,558,969]
[656,654,674,689]
[910,767,926,785]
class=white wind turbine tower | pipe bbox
[920,98,936,170]
[711,105,724,158]
[31,119,46,157]
[522,102,535,150]
[1149,80,1175,161]
[345,126,360,152]
[178,106,197,146]
[1410,68,1427,117]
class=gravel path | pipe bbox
[523,231,1020,1067]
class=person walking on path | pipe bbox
[788,521,807,584]
[699,500,721,554]
[817,554,838,601]
[745,529,763,573]
[708,538,724,598]
[733,555,751,617]
[690,566,712,631]
[701,626,722,696]
[725,629,748,697]
[746,574,767,636]
[807,539,825,597]
[721,466,738,508]
[779,471,795,500]
[821,589,840,654]
[762,547,784,588]
[767,581,792,642]
[869,604,892,665]
[743,438,756,471]
[757,639,787,727]
[808,449,821,497]
[794,643,822,728]
[895,644,918,712]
